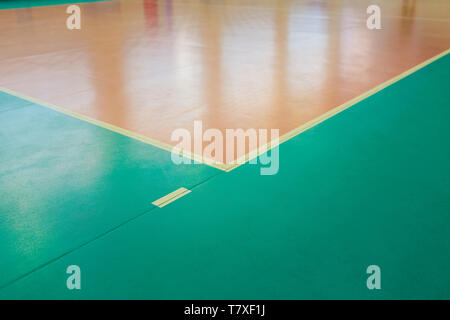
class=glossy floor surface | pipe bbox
[0,90,220,289]
[1,52,449,299]
[1,0,449,163]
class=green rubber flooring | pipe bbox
[0,53,449,299]
[0,0,109,10]
[0,95,220,290]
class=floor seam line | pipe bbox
[0,170,225,291]
[0,204,158,291]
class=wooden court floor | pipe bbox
[1,0,449,166]
[0,0,450,299]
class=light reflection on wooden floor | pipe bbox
[0,0,449,163]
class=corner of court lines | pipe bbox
[1,49,448,178]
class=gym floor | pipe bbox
[0,0,449,299]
